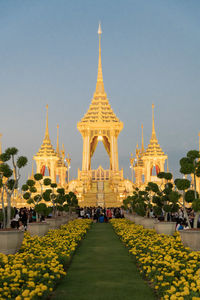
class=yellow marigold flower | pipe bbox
[22,289,29,297]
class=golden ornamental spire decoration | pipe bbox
[78,23,123,127]
[144,104,166,157]
[45,104,49,140]
[95,22,105,94]
[56,124,59,154]
[151,103,157,140]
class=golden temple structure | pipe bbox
[29,24,168,206]
[132,104,168,187]
[0,23,171,208]
[33,105,68,186]
[69,23,133,206]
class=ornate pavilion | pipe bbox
[0,24,172,208]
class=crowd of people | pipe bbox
[10,207,37,230]
[1,205,199,230]
[149,207,199,230]
[77,207,125,223]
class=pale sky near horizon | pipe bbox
[0,0,200,183]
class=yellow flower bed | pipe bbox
[111,219,200,300]
[0,219,92,300]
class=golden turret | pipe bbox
[78,23,123,127]
[141,104,168,183]
[35,105,57,157]
[144,104,166,157]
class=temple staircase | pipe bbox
[83,181,118,207]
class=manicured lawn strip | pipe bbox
[52,223,155,300]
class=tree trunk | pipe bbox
[6,193,11,228]
[182,191,191,229]
[1,187,6,229]
[36,212,39,222]
[194,212,200,229]
[164,213,168,222]
[194,173,197,199]
[183,207,191,229]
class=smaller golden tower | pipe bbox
[34,105,67,185]
[34,105,59,182]
[133,104,168,186]
[142,104,168,183]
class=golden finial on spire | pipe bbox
[95,22,104,94]
[61,143,65,157]
[151,103,157,140]
[45,104,49,139]
[98,22,102,35]
[141,124,144,152]
[136,143,140,159]
[56,124,59,154]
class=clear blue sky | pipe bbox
[0,0,200,182]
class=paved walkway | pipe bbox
[52,223,155,300]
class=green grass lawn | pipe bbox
[51,222,155,300]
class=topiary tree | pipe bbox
[123,196,133,211]
[179,150,200,228]
[149,172,179,221]
[65,191,78,213]
[0,147,27,228]
[42,182,58,217]
[174,178,191,228]
[22,173,51,222]
[127,189,147,217]
[34,203,52,220]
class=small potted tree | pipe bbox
[123,196,134,220]
[42,182,61,229]
[174,178,191,228]
[140,185,155,229]
[66,191,78,219]
[22,173,50,236]
[128,189,146,225]
[0,147,27,254]
[149,172,179,235]
[176,150,200,250]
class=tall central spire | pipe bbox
[78,23,123,126]
[95,22,105,94]
[151,103,157,140]
[45,104,50,140]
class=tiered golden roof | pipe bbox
[35,105,57,157]
[143,104,165,157]
[78,23,123,128]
